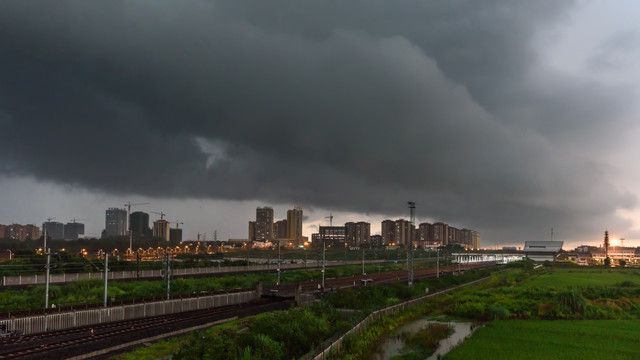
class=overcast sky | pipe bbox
[2,1,640,248]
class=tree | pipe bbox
[604,257,611,267]
[619,259,626,268]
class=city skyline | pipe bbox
[2,2,640,249]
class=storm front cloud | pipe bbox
[1,1,639,245]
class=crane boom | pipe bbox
[325,214,334,226]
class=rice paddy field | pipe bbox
[444,320,640,360]
[522,268,640,289]
[441,266,640,360]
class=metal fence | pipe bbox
[0,289,258,335]
[2,260,378,286]
[308,276,492,360]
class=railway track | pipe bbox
[265,261,496,294]
[0,297,290,360]
[0,262,496,359]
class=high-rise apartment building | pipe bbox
[274,219,288,240]
[286,207,303,246]
[9,224,26,241]
[461,229,481,250]
[255,207,274,242]
[64,222,85,240]
[318,226,347,247]
[381,220,395,245]
[0,225,6,239]
[43,221,65,240]
[248,221,256,241]
[345,221,370,247]
[25,224,40,240]
[170,228,182,242]
[418,223,432,244]
[153,219,170,241]
[432,222,448,245]
[394,219,412,247]
[130,211,151,237]
[105,208,127,237]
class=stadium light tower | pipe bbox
[408,202,415,286]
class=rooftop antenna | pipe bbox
[325,214,334,226]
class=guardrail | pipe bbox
[0,289,259,335]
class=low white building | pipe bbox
[524,241,563,262]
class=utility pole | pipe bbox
[136,252,141,278]
[436,247,440,278]
[125,202,150,255]
[322,240,326,289]
[165,252,171,300]
[362,246,365,275]
[103,253,109,307]
[45,248,51,309]
[408,202,415,286]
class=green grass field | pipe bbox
[522,268,640,289]
[444,320,640,360]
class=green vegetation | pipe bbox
[444,320,640,360]
[171,303,350,360]
[332,262,640,360]
[324,268,493,313]
[0,261,437,312]
[392,323,452,360]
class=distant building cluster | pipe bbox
[310,219,480,250]
[248,206,306,247]
[0,221,87,241]
[102,208,180,242]
[0,223,41,241]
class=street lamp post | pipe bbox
[321,240,326,289]
[277,239,281,285]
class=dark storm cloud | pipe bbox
[0,1,635,243]
[588,30,640,71]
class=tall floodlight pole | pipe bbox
[277,240,281,285]
[45,248,51,309]
[125,202,150,256]
[43,217,55,250]
[408,202,415,286]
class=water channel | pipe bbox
[371,318,480,360]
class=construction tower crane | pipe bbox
[70,218,88,223]
[151,211,166,220]
[325,214,334,226]
[174,221,184,229]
